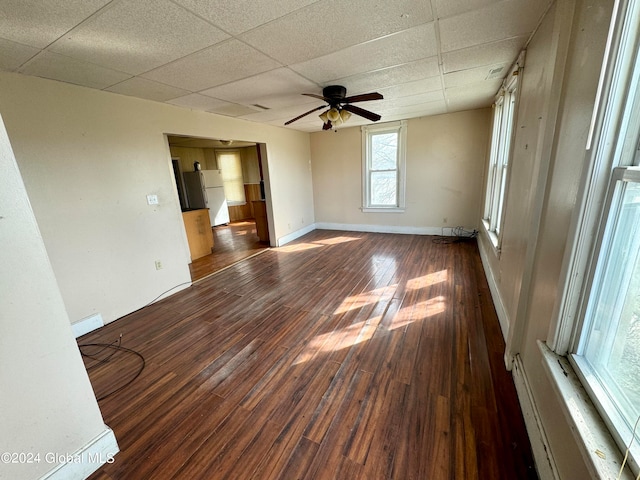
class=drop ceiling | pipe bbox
[0,0,551,132]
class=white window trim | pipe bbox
[543,0,640,477]
[361,120,407,213]
[482,66,521,252]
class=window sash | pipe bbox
[362,121,406,211]
[483,76,518,242]
[368,131,399,207]
[571,167,640,472]
[216,150,245,206]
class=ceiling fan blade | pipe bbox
[322,121,333,130]
[302,93,328,102]
[342,104,381,122]
[284,105,327,125]
[342,92,383,103]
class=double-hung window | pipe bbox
[572,167,640,472]
[547,0,640,475]
[483,74,519,247]
[362,120,407,212]
[216,149,246,206]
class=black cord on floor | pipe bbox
[432,226,479,244]
[79,335,145,401]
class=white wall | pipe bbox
[477,0,615,477]
[0,113,115,479]
[310,109,490,233]
[0,72,314,326]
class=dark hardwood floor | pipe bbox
[82,230,537,480]
[189,220,269,281]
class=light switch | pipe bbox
[147,194,159,205]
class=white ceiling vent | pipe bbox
[485,66,506,80]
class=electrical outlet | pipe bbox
[155,260,162,270]
[147,194,159,205]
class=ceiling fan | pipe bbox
[285,85,383,130]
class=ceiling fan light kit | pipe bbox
[285,85,383,130]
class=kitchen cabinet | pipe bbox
[182,209,214,260]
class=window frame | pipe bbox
[544,0,640,476]
[215,149,246,206]
[361,120,407,213]
[482,71,520,250]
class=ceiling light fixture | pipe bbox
[219,139,233,146]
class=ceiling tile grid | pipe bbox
[0,0,553,131]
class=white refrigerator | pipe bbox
[183,170,230,226]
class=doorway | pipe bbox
[166,135,271,281]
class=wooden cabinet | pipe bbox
[252,200,269,243]
[182,209,214,260]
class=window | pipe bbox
[362,121,407,212]
[572,168,640,470]
[216,150,245,206]
[483,74,519,247]
[547,0,640,474]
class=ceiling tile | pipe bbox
[239,102,324,123]
[376,90,445,110]
[172,0,320,35]
[290,23,437,83]
[200,68,319,109]
[208,104,262,117]
[49,0,229,75]
[378,77,443,99]
[105,77,190,102]
[433,0,501,19]
[439,0,549,52]
[166,93,229,111]
[445,79,503,108]
[142,39,281,92]
[0,0,110,48]
[0,38,40,71]
[443,35,527,73]
[331,57,440,94]
[443,63,509,88]
[239,0,432,65]
[19,51,131,89]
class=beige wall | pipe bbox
[477,0,614,477]
[0,113,112,479]
[311,109,490,232]
[0,71,314,326]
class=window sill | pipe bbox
[538,341,633,479]
[361,207,405,213]
[481,219,501,256]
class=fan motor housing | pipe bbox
[323,85,347,102]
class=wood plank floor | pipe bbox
[189,221,269,281]
[83,230,537,480]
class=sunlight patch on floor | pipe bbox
[277,243,324,253]
[312,236,361,245]
[292,316,381,365]
[406,270,448,290]
[333,285,396,314]
[388,296,446,331]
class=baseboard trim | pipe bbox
[277,223,317,246]
[477,240,510,343]
[71,313,104,338]
[39,426,119,480]
[315,222,475,236]
[512,355,560,480]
